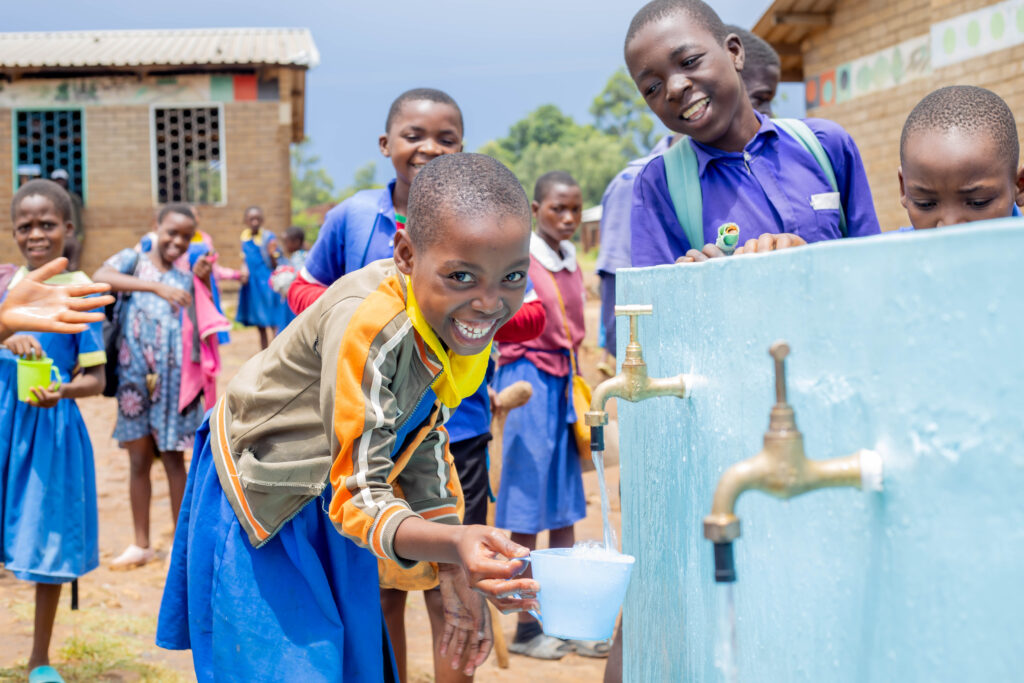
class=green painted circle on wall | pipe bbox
[874,55,889,85]
[991,11,1006,39]
[822,79,834,103]
[943,27,956,54]
[967,19,981,47]
[857,65,872,91]
[891,47,904,81]
[1018,7,1024,33]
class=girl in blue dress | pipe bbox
[1,180,107,683]
[236,206,284,350]
[93,204,207,570]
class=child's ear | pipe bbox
[379,133,392,158]
[897,166,909,209]
[531,200,540,218]
[726,33,745,73]
[64,220,74,240]
[1016,164,1024,207]
[392,229,414,275]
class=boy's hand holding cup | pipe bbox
[453,525,539,613]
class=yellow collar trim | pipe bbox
[404,276,491,409]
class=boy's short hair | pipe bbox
[158,203,196,225]
[625,0,728,51]
[284,225,306,243]
[724,25,780,69]
[533,170,579,202]
[11,179,72,222]
[406,153,529,248]
[385,88,464,134]
[901,85,1019,174]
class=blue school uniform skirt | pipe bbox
[156,416,398,682]
[0,345,99,583]
[236,239,284,328]
[494,357,586,534]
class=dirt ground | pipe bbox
[0,281,622,682]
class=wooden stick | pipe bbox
[487,380,532,668]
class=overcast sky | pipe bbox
[6,1,795,188]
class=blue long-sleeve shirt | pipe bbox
[630,112,880,266]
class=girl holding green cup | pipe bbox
[0,179,107,683]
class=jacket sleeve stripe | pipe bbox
[213,398,269,541]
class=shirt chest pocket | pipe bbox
[810,192,842,239]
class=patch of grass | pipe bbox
[0,607,184,683]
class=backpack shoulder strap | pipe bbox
[774,118,847,237]
[661,137,706,251]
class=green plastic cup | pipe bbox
[16,357,61,403]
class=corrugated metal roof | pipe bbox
[0,28,319,70]
[752,0,839,81]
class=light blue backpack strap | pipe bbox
[774,118,847,237]
[661,136,706,250]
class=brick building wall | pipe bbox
[0,98,291,275]
[802,0,1024,231]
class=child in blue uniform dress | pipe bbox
[496,172,590,659]
[236,205,284,350]
[1,180,107,683]
[94,204,206,570]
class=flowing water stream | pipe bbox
[591,449,618,552]
[715,583,739,683]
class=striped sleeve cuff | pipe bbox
[372,503,419,569]
[411,499,461,525]
[78,350,107,368]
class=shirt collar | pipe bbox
[530,232,577,272]
[377,178,397,217]
[690,110,778,176]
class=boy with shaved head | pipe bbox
[625,0,880,264]
[157,154,540,682]
[899,85,1024,229]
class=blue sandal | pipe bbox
[28,665,65,683]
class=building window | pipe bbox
[15,109,85,199]
[153,106,224,204]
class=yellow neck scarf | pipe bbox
[405,276,492,409]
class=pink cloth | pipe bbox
[179,277,231,413]
[497,255,585,377]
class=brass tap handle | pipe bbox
[614,304,653,345]
[769,340,790,405]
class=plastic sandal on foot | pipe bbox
[564,638,613,658]
[508,633,573,660]
[109,544,155,570]
[29,665,65,683]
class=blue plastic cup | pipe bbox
[528,547,635,640]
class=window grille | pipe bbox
[153,106,224,204]
[15,110,85,198]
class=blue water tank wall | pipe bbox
[615,221,1024,682]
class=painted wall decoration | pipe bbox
[0,73,278,108]
[806,35,931,110]
[807,0,1024,110]
[931,0,1024,69]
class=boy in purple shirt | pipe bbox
[624,0,880,266]
[898,85,1024,230]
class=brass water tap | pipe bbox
[584,305,688,442]
[703,341,883,582]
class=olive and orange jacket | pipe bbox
[209,259,463,568]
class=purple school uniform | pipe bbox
[630,112,881,266]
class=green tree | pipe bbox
[478,104,630,208]
[352,162,377,191]
[590,67,658,157]
[291,137,335,215]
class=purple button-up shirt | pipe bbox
[630,112,881,266]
